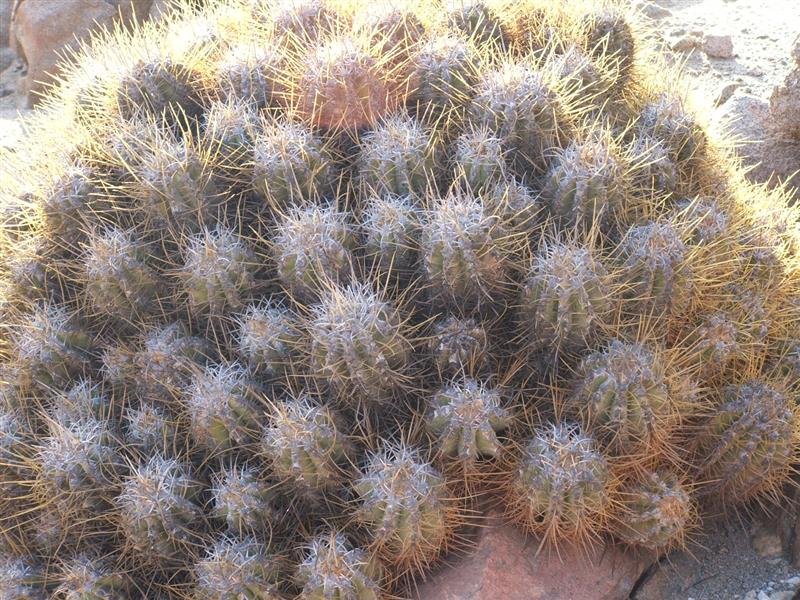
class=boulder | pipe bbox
[414,512,653,600]
[770,66,800,140]
[718,92,800,196]
[10,0,153,106]
[703,34,734,59]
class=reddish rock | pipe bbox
[414,513,653,600]
[703,34,734,59]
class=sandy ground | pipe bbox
[644,0,799,101]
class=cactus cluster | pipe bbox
[2,0,800,596]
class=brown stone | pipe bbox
[414,512,653,600]
[703,34,734,59]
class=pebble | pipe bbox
[704,34,735,59]
[784,576,800,586]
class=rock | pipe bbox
[717,92,800,196]
[751,519,784,558]
[0,0,11,48]
[672,35,700,53]
[0,46,13,72]
[704,34,735,59]
[10,0,153,106]
[715,82,740,106]
[770,67,800,140]
[639,2,672,19]
[792,34,800,66]
[414,512,653,600]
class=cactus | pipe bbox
[53,379,117,425]
[429,315,489,377]
[124,402,180,455]
[0,409,32,501]
[201,100,258,161]
[617,221,690,318]
[110,322,207,398]
[568,340,671,459]
[297,532,384,600]
[235,300,304,378]
[469,61,565,174]
[37,165,97,250]
[686,311,741,373]
[638,94,707,167]
[251,118,335,210]
[194,537,283,600]
[615,471,693,551]
[449,1,510,49]
[179,226,260,314]
[421,191,512,312]
[354,444,453,569]
[212,465,278,535]
[355,5,426,67]
[361,194,422,282]
[675,197,730,245]
[552,44,606,102]
[308,283,413,404]
[297,36,396,130]
[410,35,478,118]
[508,423,610,538]
[357,114,439,198]
[543,135,624,229]
[273,204,357,302]
[0,556,46,600]
[273,0,337,41]
[427,376,512,464]
[185,363,263,452]
[582,8,635,90]
[55,554,129,600]
[116,59,200,121]
[215,45,285,108]
[129,127,221,231]
[83,228,159,320]
[520,239,609,352]
[262,393,354,494]
[695,379,797,503]
[117,455,205,565]
[629,136,678,196]
[36,418,124,514]
[452,127,506,192]
[11,303,92,390]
